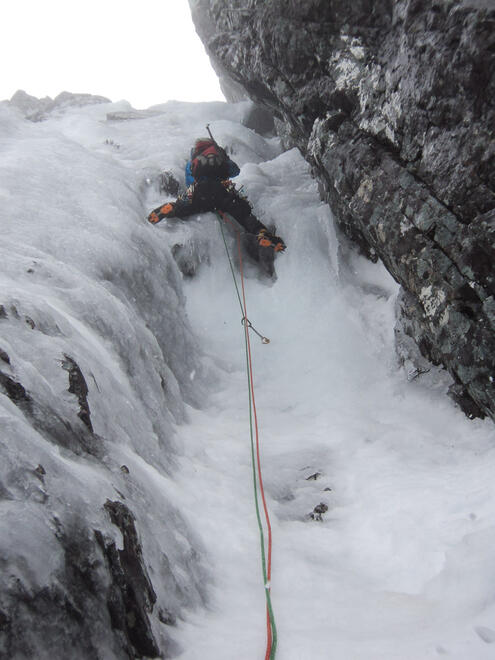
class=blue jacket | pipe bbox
[185,158,240,186]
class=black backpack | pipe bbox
[190,138,230,180]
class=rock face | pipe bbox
[189,0,495,420]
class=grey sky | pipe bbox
[1,0,224,107]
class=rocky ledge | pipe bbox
[190,0,495,420]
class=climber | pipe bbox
[147,135,286,253]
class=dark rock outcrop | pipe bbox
[62,355,94,433]
[96,501,160,659]
[0,507,178,660]
[190,0,495,420]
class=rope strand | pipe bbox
[217,211,277,659]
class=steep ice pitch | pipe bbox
[1,95,494,659]
[146,130,495,657]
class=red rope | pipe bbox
[217,210,274,658]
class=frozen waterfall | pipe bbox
[1,95,494,660]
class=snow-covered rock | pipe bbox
[6,89,111,122]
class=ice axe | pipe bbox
[206,123,217,145]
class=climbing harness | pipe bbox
[216,209,277,659]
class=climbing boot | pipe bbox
[148,210,160,224]
[257,228,286,252]
[148,202,176,224]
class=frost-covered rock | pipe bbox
[189,0,495,421]
[6,89,111,121]
[7,90,53,118]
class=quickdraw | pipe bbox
[242,317,270,345]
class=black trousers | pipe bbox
[174,180,265,235]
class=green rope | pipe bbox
[216,213,277,658]
[217,213,244,314]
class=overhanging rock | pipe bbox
[189,0,495,420]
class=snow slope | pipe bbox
[1,95,494,659]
